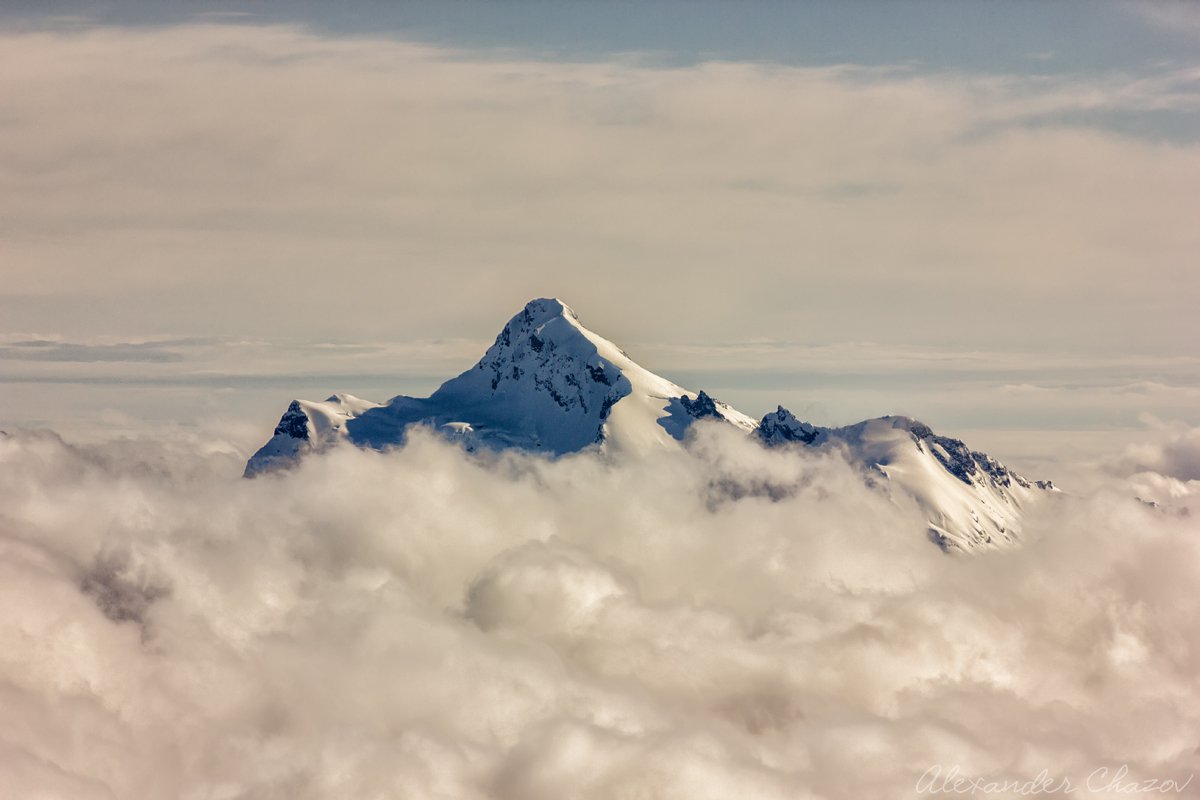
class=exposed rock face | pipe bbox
[273,401,311,441]
[681,390,721,420]
[756,406,819,446]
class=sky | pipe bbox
[3,6,1200,796]
[1,1,1198,471]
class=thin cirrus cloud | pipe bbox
[0,338,207,363]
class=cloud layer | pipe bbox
[2,23,1198,352]
[1,424,1197,798]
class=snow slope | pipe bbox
[243,394,380,477]
[245,298,1054,550]
[756,407,1056,551]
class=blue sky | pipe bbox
[9,0,1199,77]
[1,1,1197,468]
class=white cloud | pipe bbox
[1111,420,1200,484]
[0,424,1197,797]
[1123,1,1200,37]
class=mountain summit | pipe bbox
[350,297,755,457]
[247,298,755,475]
[246,298,1054,551]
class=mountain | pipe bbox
[757,407,1055,551]
[246,298,1054,551]
[246,298,755,474]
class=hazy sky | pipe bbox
[1,1,1197,465]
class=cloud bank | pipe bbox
[1,424,1197,798]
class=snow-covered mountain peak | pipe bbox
[479,298,657,388]
[244,299,1055,551]
[292,298,748,458]
[402,299,635,453]
[472,297,618,393]
[516,296,578,324]
[484,297,589,358]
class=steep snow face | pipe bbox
[832,416,1045,551]
[345,299,621,453]
[244,394,380,477]
[495,302,757,451]
[757,409,1055,552]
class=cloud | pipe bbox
[0,22,1196,358]
[0,339,196,363]
[0,333,485,375]
[1110,421,1200,485]
[1123,1,1200,37]
[0,424,1197,797]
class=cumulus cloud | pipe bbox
[1119,424,1200,483]
[1101,421,1200,506]
[0,424,1197,798]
